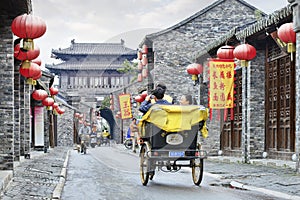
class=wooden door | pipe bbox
[266,54,295,154]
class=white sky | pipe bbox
[31,0,289,66]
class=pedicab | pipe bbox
[138,104,208,186]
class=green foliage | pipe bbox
[100,96,111,109]
[117,59,138,74]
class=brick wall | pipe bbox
[0,16,15,170]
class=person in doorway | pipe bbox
[129,118,139,153]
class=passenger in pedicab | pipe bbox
[139,87,172,115]
[151,83,173,104]
[179,94,194,105]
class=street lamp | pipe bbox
[288,0,300,173]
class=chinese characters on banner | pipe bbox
[118,94,132,119]
[209,59,234,109]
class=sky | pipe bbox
[31,0,289,66]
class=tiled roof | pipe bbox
[52,40,136,56]
[143,0,265,40]
[46,60,125,70]
[194,5,292,60]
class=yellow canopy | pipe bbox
[139,104,208,137]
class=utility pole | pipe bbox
[288,0,300,173]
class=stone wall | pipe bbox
[142,0,261,154]
[249,50,266,157]
[56,106,74,147]
[0,16,15,170]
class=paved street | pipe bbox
[0,144,299,200]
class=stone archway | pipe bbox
[100,108,116,140]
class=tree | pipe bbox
[117,59,139,82]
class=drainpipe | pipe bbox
[289,0,300,173]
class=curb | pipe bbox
[230,181,300,200]
[0,171,13,195]
[51,150,70,200]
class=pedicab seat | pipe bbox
[139,104,208,150]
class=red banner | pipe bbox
[209,59,234,109]
[118,94,132,119]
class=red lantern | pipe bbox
[32,71,42,80]
[186,63,203,81]
[49,87,59,96]
[52,103,59,109]
[19,62,41,78]
[142,54,148,66]
[54,106,65,115]
[217,45,235,59]
[138,61,143,70]
[142,68,148,78]
[137,73,142,82]
[42,97,54,109]
[140,91,148,99]
[11,14,47,50]
[31,57,42,66]
[278,22,296,53]
[137,51,142,60]
[32,89,48,101]
[14,43,40,61]
[135,95,143,103]
[233,44,256,67]
[142,44,148,54]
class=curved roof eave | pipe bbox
[143,0,265,41]
[194,5,292,60]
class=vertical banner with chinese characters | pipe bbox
[209,59,234,109]
[118,94,132,119]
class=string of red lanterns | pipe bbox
[137,44,149,82]
[11,14,47,86]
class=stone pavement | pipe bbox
[0,147,70,200]
[0,144,299,200]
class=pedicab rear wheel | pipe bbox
[191,158,203,185]
[140,144,149,186]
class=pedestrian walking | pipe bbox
[129,118,139,153]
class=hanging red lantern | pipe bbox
[42,97,54,109]
[19,62,41,85]
[32,89,48,101]
[137,73,142,82]
[142,54,148,66]
[52,103,59,110]
[142,68,148,78]
[140,91,148,99]
[137,51,142,60]
[11,14,47,50]
[142,44,148,54]
[135,95,143,103]
[49,87,59,96]
[186,63,203,81]
[31,57,42,66]
[54,106,65,115]
[138,61,143,70]
[233,44,256,67]
[277,22,296,53]
[217,45,235,59]
[32,71,42,80]
[14,43,40,61]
